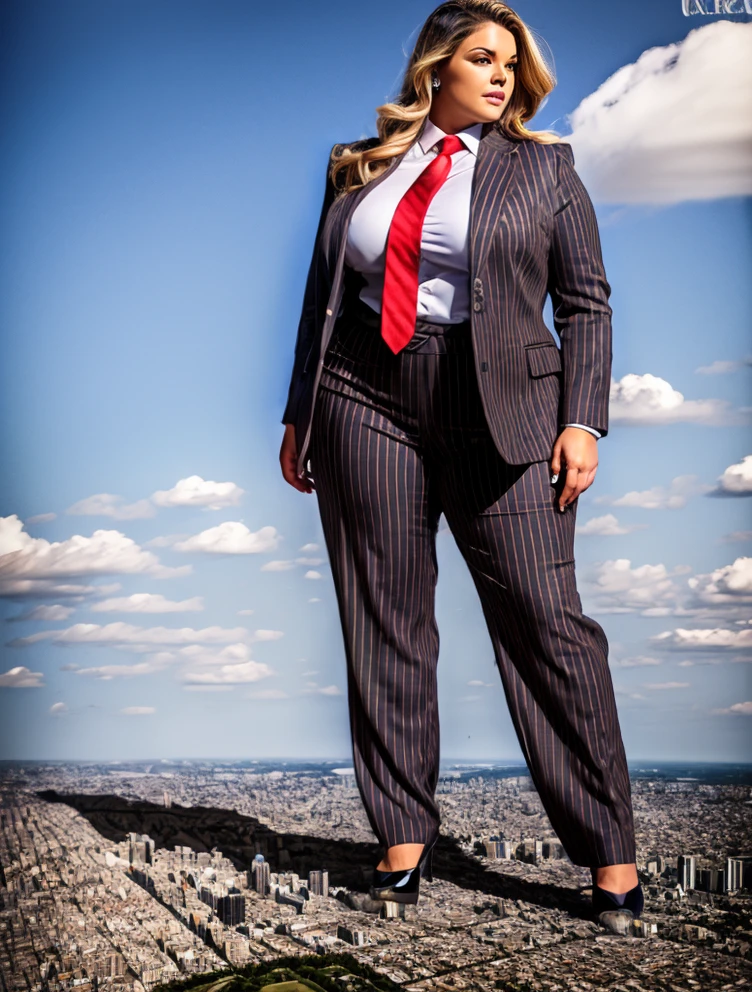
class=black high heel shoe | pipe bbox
[369,829,440,905]
[592,880,644,931]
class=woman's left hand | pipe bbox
[550,427,599,512]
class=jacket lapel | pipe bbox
[469,127,520,279]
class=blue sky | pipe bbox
[1,0,750,763]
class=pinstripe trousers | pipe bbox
[309,291,637,869]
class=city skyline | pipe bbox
[2,759,751,987]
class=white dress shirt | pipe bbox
[344,117,601,438]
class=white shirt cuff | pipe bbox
[563,423,601,439]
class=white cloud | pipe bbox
[467,679,495,687]
[611,655,662,668]
[0,666,44,687]
[66,494,156,520]
[609,374,744,426]
[70,660,172,680]
[166,643,256,666]
[90,593,204,613]
[237,608,255,616]
[584,558,682,614]
[173,522,279,555]
[304,570,323,580]
[642,681,690,690]
[151,476,245,510]
[63,641,281,683]
[687,557,752,606]
[26,513,56,524]
[9,622,249,648]
[250,629,284,642]
[260,560,296,572]
[301,682,344,696]
[299,543,320,552]
[8,604,76,622]
[696,356,752,375]
[595,475,709,510]
[711,701,752,717]
[121,706,155,715]
[575,514,647,536]
[613,685,646,700]
[651,627,752,651]
[0,515,190,597]
[708,455,752,497]
[566,21,752,204]
[182,661,275,685]
[50,702,68,715]
[0,579,116,600]
[721,530,752,543]
[64,476,246,520]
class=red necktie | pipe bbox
[381,133,466,354]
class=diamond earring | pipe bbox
[432,75,440,90]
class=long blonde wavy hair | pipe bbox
[330,0,560,196]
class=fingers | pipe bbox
[280,435,314,494]
[557,464,596,511]
[550,439,562,479]
[284,460,314,494]
[553,428,599,511]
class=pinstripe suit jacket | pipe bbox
[282,121,612,474]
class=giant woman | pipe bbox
[279,0,643,927]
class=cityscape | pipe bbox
[1,759,751,991]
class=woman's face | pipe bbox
[432,21,518,129]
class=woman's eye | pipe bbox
[473,57,517,71]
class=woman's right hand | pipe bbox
[280,424,315,494]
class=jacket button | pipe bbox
[473,301,483,312]
[480,361,488,371]
[473,278,483,290]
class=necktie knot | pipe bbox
[436,133,465,157]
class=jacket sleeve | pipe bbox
[281,144,339,425]
[547,142,613,438]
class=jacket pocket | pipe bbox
[525,342,562,378]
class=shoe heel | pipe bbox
[419,832,439,882]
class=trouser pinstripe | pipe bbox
[309,293,637,868]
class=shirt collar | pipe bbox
[417,117,484,157]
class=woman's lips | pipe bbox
[483,93,505,104]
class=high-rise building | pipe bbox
[486,838,513,859]
[696,867,726,893]
[308,869,329,897]
[337,924,366,945]
[128,832,154,865]
[252,854,270,895]
[217,893,245,926]
[727,856,752,892]
[678,854,696,891]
